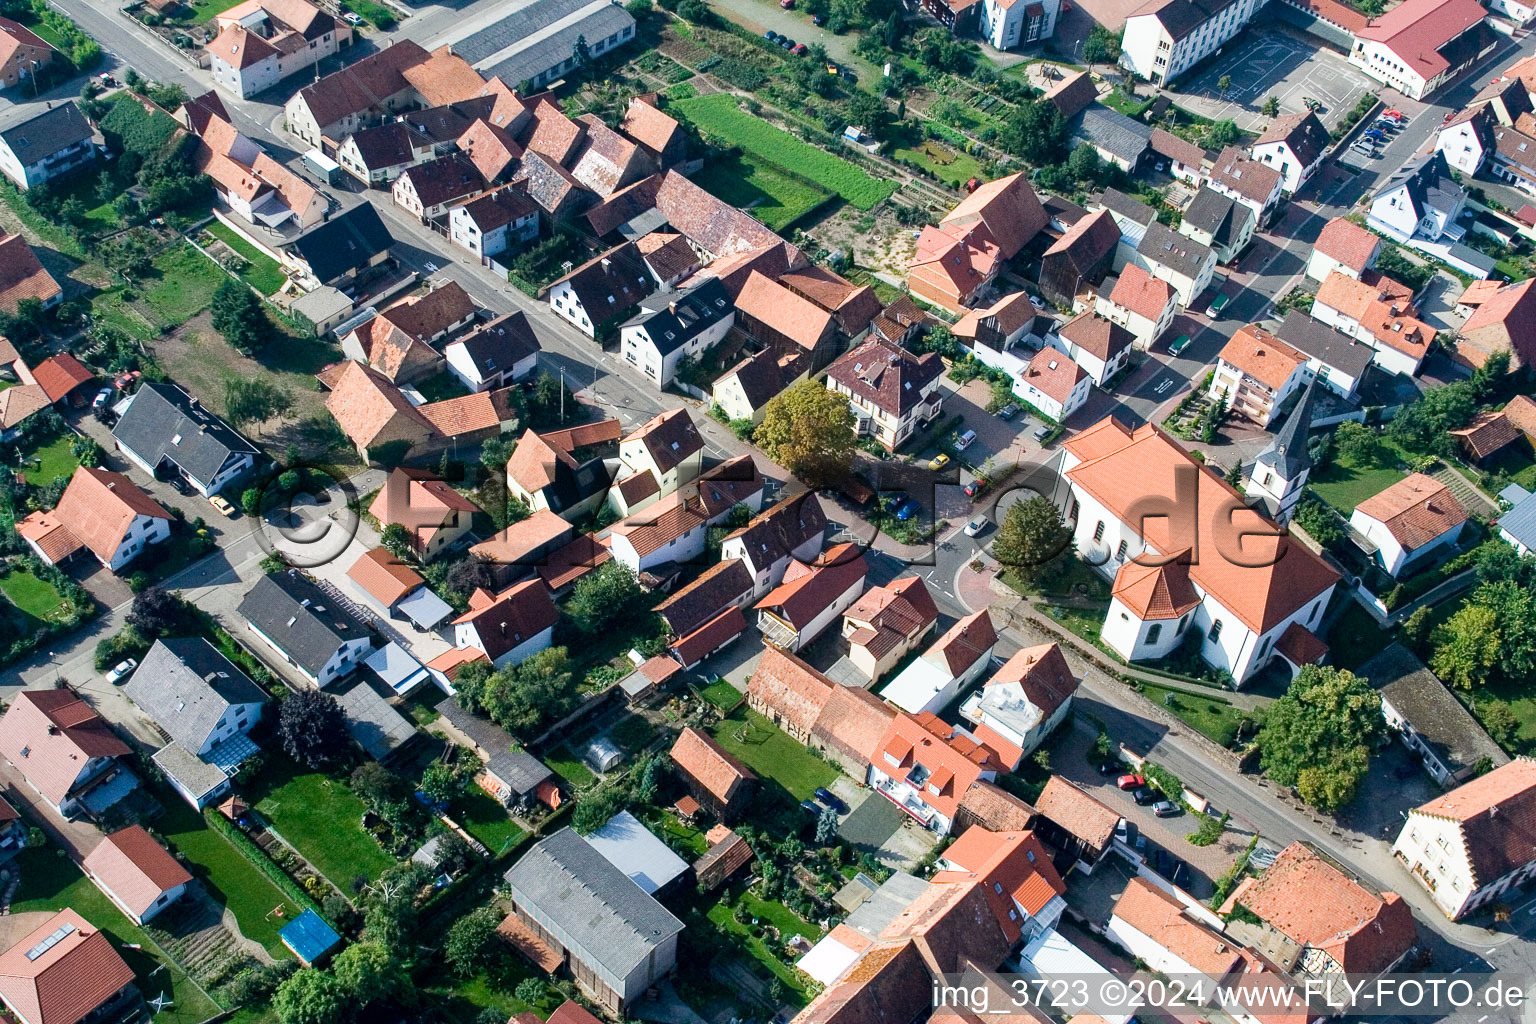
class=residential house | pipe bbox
[745,645,895,777]
[840,576,939,683]
[0,233,61,313]
[506,418,623,519]
[1108,877,1244,982]
[1207,147,1283,221]
[1210,323,1309,427]
[882,609,998,716]
[1487,113,1536,196]
[1456,277,1536,369]
[282,41,451,151]
[1364,643,1508,788]
[346,547,451,628]
[907,172,1048,312]
[608,408,704,519]
[1229,841,1416,976]
[959,642,1078,769]
[517,151,591,224]
[0,691,133,817]
[1349,473,1468,577]
[126,638,265,808]
[711,347,806,426]
[934,827,1067,945]
[455,0,636,92]
[368,467,480,561]
[452,578,559,668]
[1095,265,1177,350]
[1044,71,1097,120]
[1312,271,1432,376]
[326,359,520,463]
[635,232,699,288]
[618,96,686,168]
[18,467,171,573]
[954,780,1036,839]
[456,117,525,188]
[445,312,541,393]
[653,556,754,668]
[82,826,192,925]
[207,0,342,99]
[195,116,325,230]
[1127,222,1215,308]
[450,185,540,261]
[953,293,1038,354]
[585,170,798,262]
[824,338,944,451]
[721,493,827,599]
[0,797,25,862]
[619,278,734,387]
[866,712,1010,835]
[283,203,395,292]
[569,114,655,197]
[548,243,652,338]
[1436,102,1500,177]
[0,102,94,191]
[336,121,430,186]
[0,17,54,91]
[340,282,476,384]
[1274,309,1374,401]
[607,459,765,573]
[1038,209,1120,307]
[1071,106,1152,172]
[1391,757,1536,919]
[111,382,256,498]
[733,270,838,371]
[1033,775,1120,873]
[778,265,883,337]
[1151,128,1208,181]
[1050,313,1133,387]
[1062,416,1340,684]
[1368,152,1468,244]
[1349,0,1495,99]
[237,570,375,688]
[501,828,683,1013]
[670,727,756,822]
[1014,346,1091,422]
[1250,111,1330,194]
[0,910,138,1024]
[1121,0,1263,85]
[393,153,486,223]
[1307,217,1383,283]
[868,296,934,348]
[434,698,556,809]
[978,0,1058,48]
[471,508,577,578]
[1178,186,1254,265]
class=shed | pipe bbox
[365,642,429,696]
[335,677,417,760]
[584,736,623,772]
[280,909,341,965]
[398,587,453,630]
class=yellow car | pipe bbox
[928,454,950,470]
[209,495,236,517]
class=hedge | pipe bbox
[204,808,326,922]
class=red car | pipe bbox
[791,42,807,54]
[1117,774,1145,790]
[963,478,986,498]
[114,370,141,391]
[1383,109,1406,121]
[780,0,794,8]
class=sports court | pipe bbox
[1168,30,1377,131]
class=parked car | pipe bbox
[209,494,236,517]
[1117,774,1145,790]
[1152,800,1179,817]
[963,478,986,498]
[764,30,778,40]
[1384,109,1406,120]
[964,516,988,537]
[1114,819,1136,845]
[800,799,821,815]
[1168,334,1191,356]
[1206,291,1231,318]
[92,387,112,409]
[814,787,847,813]
[342,10,362,23]
[1097,760,1117,775]
[1028,294,1046,309]
[104,658,138,685]
[826,62,840,75]
[114,370,141,391]
[791,43,807,55]
[955,429,977,450]
[168,475,191,495]
[779,37,794,49]
[1133,788,1156,805]
[840,68,856,82]
[780,0,794,8]
[928,453,950,470]
[1032,424,1051,442]
[895,498,918,521]
[997,402,1020,421]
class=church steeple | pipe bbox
[1245,379,1316,523]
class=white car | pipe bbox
[343,10,363,23]
[105,658,138,684]
[1028,294,1046,309]
[423,260,439,273]
[92,388,113,409]
[964,517,987,537]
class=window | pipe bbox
[1208,620,1223,643]
[994,882,1004,894]
[1069,499,1080,520]
[1026,849,1035,863]
[1147,623,1162,644]
[1116,540,1128,561]
[1093,521,1105,542]
[1177,613,1190,635]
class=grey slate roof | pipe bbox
[1499,489,1536,549]
[0,103,92,167]
[126,639,265,752]
[238,571,372,677]
[1092,188,1156,227]
[1381,151,1466,222]
[112,382,258,489]
[623,278,730,356]
[452,311,540,378]
[1181,186,1252,252]
[480,5,635,87]
[1254,377,1315,481]
[290,203,394,284]
[1071,105,1152,165]
[335,677,416,760]
[1138,222,1212,280]
[1276,309,1374,378]
[1362,643,1508,780]
[152,742,229,802]
[503,827,685,981]
[435,697,554,796]
[842,871,929,940]
[453,0,613,63]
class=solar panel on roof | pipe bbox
[25,923,76,961]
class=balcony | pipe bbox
[873,777,935,823]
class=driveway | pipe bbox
[0,772,104,862]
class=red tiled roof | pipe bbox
[0,233,62,314]
[1356,0,1489,81]
[671,726,755,806]
[812,685,895,769]
[985,642,1076,721]
[873,714,1001,821]
[537,533,611,592]
[1354,473,1468,549]
[469,508,574,565]
[1020,347,1087,404]
[1315,218,1381,273]
[15,508,84,563]
[0,909,135,1024]
[825,338,942,418]
[368,468,480,550]
[1112,555,1200,620]
[735,271,834,354]
[48,467,170,565]
[1034,776,1119,851]
[843,575,938,659]
[451,579,558,661]
[1450,409,1522,459]
[757,542,868,632]
[671,605,746,667]
[83,825,191,920]
[1218,324,1306,391]
[747,645,835,736]
[0,691,131,806]
[30,354,92,403]
[958,780,1035,833]
[1112,876,1245,976]
[933,828,1066,942]
[1274,622,1329,668]
[1109,264,1175,322]
[1413,758,1536,887]
[346,546,424,606]
[928,609,997,677]
[1058,312,1134,363]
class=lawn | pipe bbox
[453,786,527,856]
[202,221,287,295]
[18,427,79,485]
[892,141,982,188]
[9,847,222,1024]
[152,795,296,957]
[544,746,597,790]
[674,94,898,210]
[697,677,744,710]
[246,761,395,887]
[1139,683,1245,747]
[1325,596,1396,673]
[1308,456,1407,515]
[707,707,837,800]
[689,151,830,232]
[0,567,67,621]
[142,243,229,325]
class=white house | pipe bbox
[823,338,944,451]
[1063,416,1339,685]
[1096,266,1176,350]
[1368,151,1468,244]
[1120,0,1261,86]
[1491,0,1536,24]
[1349,474,1468,578]
[610,462,766,573]
[958,642,1078,768]
[452,579,559,669]
[756,543,868,653]
[392,154,484,223]
[1108,877,1241,983]
[721,493,828,600]
[1436,108,1495,176]
[1050,313,1133,386]
[1015,347,1091,422]
[1392,758,1536,920]
[1312,271,1432,377]
[608,408,704,518]
[1126,222,1215,308]
[711,348,806,426]
[444,312,541,393]
[1206,147,1283,221]
[1274,310,1373,402]
[112,382,258,498]
[82,826,193,925]
[620,279,734,387]
[548,244,653,339]
[0,103,95,192]
[449,187,539,262]
[978,0,1058,50]
[840,576,939,682]
[1306,217,1382,284]
[17,467,171,573]
[1178,186,1255,266]
[236,571,375,688]
[1249,111,1330,195]
[1209,323,1308,427]
[207,0,343,99]
[1349,0,1495,100]
[881,609,998,715]
[125,640,265,758]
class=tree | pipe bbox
[567,561,646,634]
[1081,25,1121,65]
[917,323,960,359]
[272,969,346,1024]
[1262,95,1280,116]
[211,279,271,353]
[815,806,839,845]
[127,586,187,637]
[279,688,349,767]
[332,941,401,1006]
[1207,119,1240,149]
[756,380,857,489]
[1386,379,1474,455]
[1477,698,1519,746]
[420,761,458,804]
[1217,74,1233,97]
[225,378,292,431]
[445,906,502,975]
[380,523,413,560]
[572,34,591,67]
[1334,421,1383,466]
[351,762,400,812]
[1401,604,1433,650]
[476,646,578,740]
[480,436,515,471]
[1066,143,1104,185]
[992,496,1072,584]
[362,862,427,952]
[1001,99,1068,165]
[882,9,903,47]
[1258,665,1383,811]
[515,978,549,1008]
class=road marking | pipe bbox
[1452,967,1462,973]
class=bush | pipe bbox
[204,808,325,918]
[1141,762,1183,801]
[1186,810,1228,846]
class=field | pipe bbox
[246,762,395,886]
[143,243,230,323]
[1308,455,1407,515]
[690,151,830,231]
[674,94,898,210]
[707,707,837,800]
[18,428,80,485]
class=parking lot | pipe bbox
[1168,29,1378,131]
